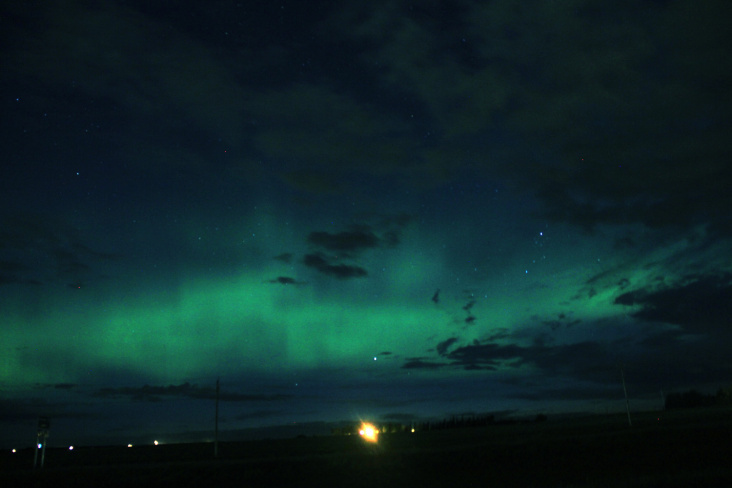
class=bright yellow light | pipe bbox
[127,444,133,448]
[154,440,159,446]
[359,423,378,443]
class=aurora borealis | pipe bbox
[1,0,731,447]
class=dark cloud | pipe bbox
[471,0,732,235]
[301,218,410,279]
[462,299,476,312]
[542,313,582,331]
[3,0,252,169]
[448,1,732,237]
[92,383,292,403]
[326,1,726,200]
[416,318,732,395]
[0,212,115,286]
[615,273,732,334]
[93,383,202,402]
[307,229,380,253]
[533,167,732,235]
[411,332,624,381]
[266,276,306,286]
[273,253,294,264]
[5,0,731,214]
[247,83,419,189]
[436,337,458,356]
[303,253,368,279]
[447,342,525,371]
[402,358,447,370]
[31,382,78,391]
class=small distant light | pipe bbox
[373,356,377,361]
[38,443,42,449]
[11,449,16,453]
[411,428,415,433]
[127,444,133,448]
[69,445,74,450]
[154,440,159,446]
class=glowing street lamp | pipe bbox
[359,423,379,443]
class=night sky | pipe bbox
[2,0,731,448]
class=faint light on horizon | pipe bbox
[127,444,133,448]
[68,446,74,450]
[154,440,159,446]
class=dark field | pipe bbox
[2,408,731,487]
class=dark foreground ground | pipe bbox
[2,408,731,487]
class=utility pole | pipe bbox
[214,377,220,458]
[621,366,632,427]
[34,417,50,469]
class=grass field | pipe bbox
[2,408,731,487]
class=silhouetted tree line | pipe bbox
[331,413,548,436]
[665,387,732,410]
[418,413,548,431]
[411,414,494,432]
